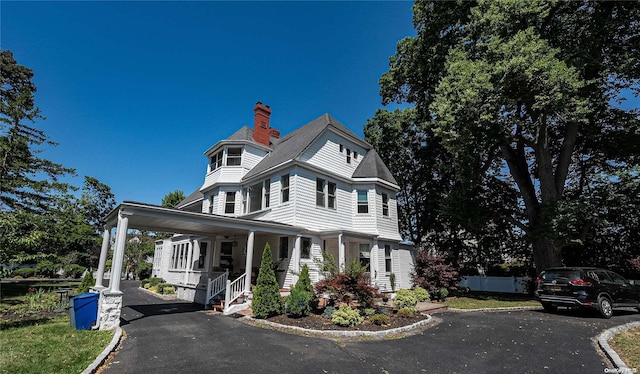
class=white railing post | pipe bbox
[206,278,212,309]
[224,279,231,312]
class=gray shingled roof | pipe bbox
[352,148,398,185]
[227,126,254,141]
[176,188,204,209]
[242,113,371,181]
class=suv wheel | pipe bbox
[542,302,557,313]
[598,297,613,319]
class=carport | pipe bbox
[92,201,304,330]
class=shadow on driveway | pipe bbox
[119,302,203,326]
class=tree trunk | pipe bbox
[532,237,563,275]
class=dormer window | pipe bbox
[226,147,242,166]
[210,151,223,171]
[346,149,351,164]
[353,151,358,160]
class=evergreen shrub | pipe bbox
[413,286,430,302]
[396,307,415,318]
[331,304,363,327]
[394,289,417,310]
[321,306,336,319]
[251,243,284,319]
[369,313,391,326]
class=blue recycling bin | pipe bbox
[70,293,99,330]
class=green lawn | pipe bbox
[0,316,113,374]
[610,326,640,369]
[1,280,113,374]
[442,294,540,309]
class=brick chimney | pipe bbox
[252,102,279,147]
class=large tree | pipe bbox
[379,1,640,272]
[161,190,185,208]
[0,50,74,213]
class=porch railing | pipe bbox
[224,273,247,315]
[206,271,228,305]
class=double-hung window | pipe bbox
[301,237,312,259]
[384,245,392,273]
[225,192,235,214]
[210,151,223,171]
[249,182,263,212]
[327,182,336,209]
[264,179,270,208]
[382,193,389,216]
[316,178,325,207]
[357,190,369,213]
[281,174,290,203]
[226,147,242,166]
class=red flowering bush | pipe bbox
[411,252,460,295]
[315,260,378,308]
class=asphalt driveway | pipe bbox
[102,281,639,374]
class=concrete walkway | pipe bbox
[102,281,640,373]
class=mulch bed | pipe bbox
[0,309,66,329]
[265,310,429,332]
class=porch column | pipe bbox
[108,212,129,294]
[338,233,346,272]
[94,226,112,290]
[244,230,255,294]
[371,238,379,285]
[183,239,194,285]
[292,235,301,285]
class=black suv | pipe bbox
[535,267,640,318]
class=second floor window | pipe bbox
[357,190,369,213]
[210,151,223,171]
[225,192,235,214]
[346,149,351,164]
[316,178,325,207]
[264,179,270,208]
[327,182,336,209]
[382,193,389,216]
[384,245,392,273]
[281,174,290,203]
[226,147,242,166]
[249,182,263,212]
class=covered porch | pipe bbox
[93,202,304,330]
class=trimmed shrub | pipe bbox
[314,259,378,308]
[251,243,284,319]
[369,313,391,326]
[321,306,336,319]
[76,272,96,294]
[396,307,415,318]
[393,289,417,310]
[13,267,36,278]
[331,304,363,327]
[413,286,430,302]
[136,262,153,280]
[434,288,449,300]
[296,264,318,309]
[361,307,376,317]
[286,287,311,317]
[157,283,169,293]
[64,264,86,279]
[36,260,59,278]
[162,286,175,294]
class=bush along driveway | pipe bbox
[100,281,640,374]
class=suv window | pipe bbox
[591,270,611,283]
[606,271,627,285]
[542,270,581,281]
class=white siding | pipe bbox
[243,145,268,171]
[352,185,378,235]
[299,131,367,180]
[375,188,402,241]
[291,168,354,231]
[391,248,415,290]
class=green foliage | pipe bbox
[161,286,175,295]
[161,190,186,208]
[369,313,391,326]
[375,0,640,274]
[125,237,155,280]
[413,286,430,302]
[296,264,318,308]
[251,243,284,319]
[321,306,336,319]
[12,267,35,278]
[434,288,449,301]
[286,287,310,318]
[315,250,339,277]
[76,272,95,294]
[136,262,153,280]
[141,277,164,288]
[315,259,378,308]
[396,307,415,318]
[35,260,59,278]
[64,264,85,279]
[389,272,396,292]
[331,304,363,327]
[393,289,417,311]
[361,307,376,317]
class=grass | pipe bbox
[0,315,113,374]
[1,280,113,374]
[442,293,540,310]
[609,326,640,369]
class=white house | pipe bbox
[93,103,414,327]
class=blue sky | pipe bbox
[2,1,415,205]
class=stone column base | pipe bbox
[98,291,123,330]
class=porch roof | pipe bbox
[104,201,304,237]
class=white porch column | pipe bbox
[292,235,301,285]
[183,239,194,285]
[338,233,346,272]
[371,238,379,285]
[94,226,112,289]
[244,230,255,294]
[108,212,129,294]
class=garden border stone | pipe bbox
[81,326,122,374]
[595,320,640,371]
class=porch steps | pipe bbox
[416,301,448,314]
